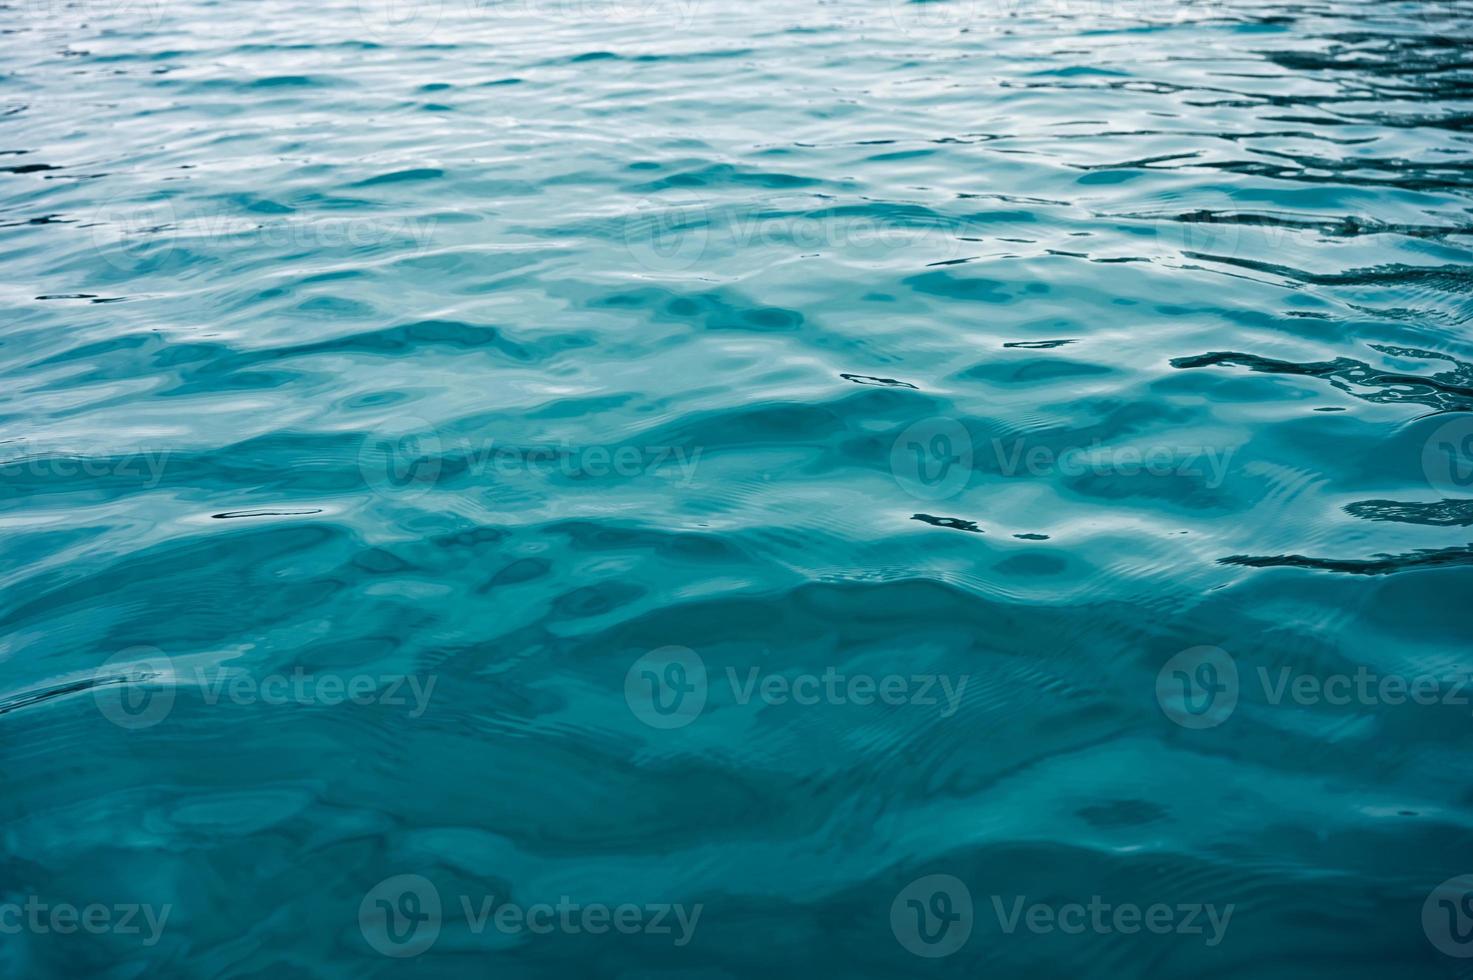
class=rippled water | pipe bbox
[4,0,1473,975]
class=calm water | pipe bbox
[3,0,1473,975]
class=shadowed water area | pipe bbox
[2,0,1473,975]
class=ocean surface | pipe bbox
[3,0,1473,975]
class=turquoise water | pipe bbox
[4,0,1473,974]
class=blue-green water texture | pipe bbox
[4,0,1473,976]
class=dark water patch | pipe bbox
[1220,545,1473,575]
[1077,799,1169,828]
[211,509,324,519]
[911,514,983,533]
[0,670,163,718]
[1128,208,1473,241]
[1344,499,1473,527]
[594,287,807,333]
[840,373,918,389]
[1171,350,1473,412]
[350,168,444,186]
[629,162,824,192]
[248,75,323,87]
[1,213,71,227]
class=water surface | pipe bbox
[3,0,1473,975]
